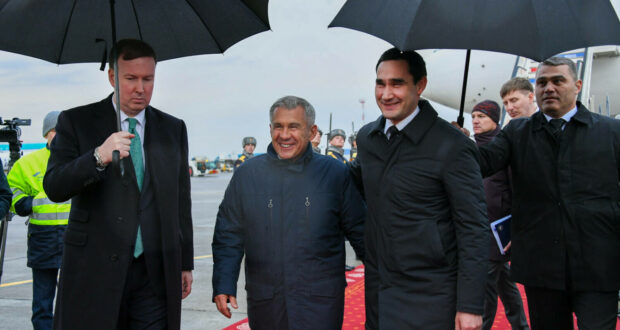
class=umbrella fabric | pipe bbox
[0,0,270,64]
[329,0,620,61]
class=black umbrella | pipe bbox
[329,0,620,125]
[0,0,270,279]
[0,0,270,127]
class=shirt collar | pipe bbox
[543,105,577,123]
[384,106,420,134]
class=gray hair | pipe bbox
[269,95,316,126]
[538,56,578,81]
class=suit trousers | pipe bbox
[116,256,167,330]
[482,261,528,330]
[524,286,618,330]
[32,268,59,330]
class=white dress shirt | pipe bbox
[384,106,420,138]
[112,100,146,165]
[543,106,578,130]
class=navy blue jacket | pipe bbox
[212,143,365,328]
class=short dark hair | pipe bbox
[538,56,578,81]
[500,77,533,98]
[108,39,157,67]
[376,47,427,84]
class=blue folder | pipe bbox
[490,215,511,255]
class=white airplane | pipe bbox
[420,46,620,120]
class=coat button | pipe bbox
[110,254,118,261]
[117,217,123,223]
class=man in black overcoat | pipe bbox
[476,57,620,329]
[350,48,489,330]
[43,39,194,329]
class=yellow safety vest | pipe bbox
[8,148,70,225]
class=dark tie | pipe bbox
[127,118,144,258]
[386,125,400,142]
[548,118,566,140]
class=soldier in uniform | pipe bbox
[234,136,256,169]
[326,129,347,163]
[349,132,358,162]
[311,128,323,153]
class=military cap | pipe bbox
[328,129,346,141]
[242,136,257,147]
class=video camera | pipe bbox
[0,117,31,168]
[0,117,30,281]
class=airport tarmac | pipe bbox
[0,172,361,330]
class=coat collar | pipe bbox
[267,142,314,173]
[531,101,592,131]
[365,99,438,145]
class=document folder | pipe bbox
[490,215,511,255]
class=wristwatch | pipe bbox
[93,147,107,169]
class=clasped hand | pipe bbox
[97,132,136,165]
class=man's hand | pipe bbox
[97,131,135,164]
[181,271,193,299]
[503,241,512,253]
[451,121,471,137]
[455,312,482,330]
[214,294,238,318]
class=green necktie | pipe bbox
[128,118,144,258]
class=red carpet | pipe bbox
[224,265,619,329]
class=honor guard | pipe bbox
[311,128,323,153]
[7,111,71,330]
[326,129,348,163]
[235,136,256,169]
[349,132,358,162]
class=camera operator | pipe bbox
[6,111,68,330]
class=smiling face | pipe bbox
[108,56,155,117]
[270,106,317,160]
[535,64,582,118]
[375,59,427,125]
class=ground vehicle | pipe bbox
[190,157,217,176]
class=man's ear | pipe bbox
[575,79,583,94]
[108,69,115,88]
[416,76,428,95]
[310,124,318,138]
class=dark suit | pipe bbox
[478,103,620,328]
[351,100,489,329]
[43,96,193,329]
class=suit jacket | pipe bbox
[43,95,193,329]
[478,102,620,291]
[350,100,489,329]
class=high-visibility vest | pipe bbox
[7,147,70,225]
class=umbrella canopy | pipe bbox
[329,0,620,125]
[0,0,270,64]
[329,0,620,62]
[0,0,270,175]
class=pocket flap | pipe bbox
[64,228,87,246]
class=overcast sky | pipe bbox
[1,0,565,158]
